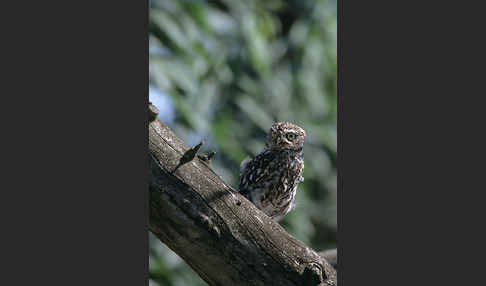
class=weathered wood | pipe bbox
[149,104,337,286]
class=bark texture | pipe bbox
[148,103,337,286]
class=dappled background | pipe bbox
[149,0,336,285]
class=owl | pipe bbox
[238,122,306,221]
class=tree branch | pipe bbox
[148,104,337,286]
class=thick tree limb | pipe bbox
[149,104,337,286]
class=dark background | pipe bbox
[3,1,479,285]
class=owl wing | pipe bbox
[239,157,251,177]
[238,150,279,197]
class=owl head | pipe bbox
[266,122,306,151]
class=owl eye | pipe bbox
[286,133,297,141]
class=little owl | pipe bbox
[238,122,306,221]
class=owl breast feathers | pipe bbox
[238,122,306,220]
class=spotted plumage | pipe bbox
[239,122,306,220]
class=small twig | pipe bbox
[171,141,204,173]
[149,102,159,122]
[197,151,216,165]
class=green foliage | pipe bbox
[149,0,337,285]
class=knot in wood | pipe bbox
[302,262,325,285]
[200,214,220,239]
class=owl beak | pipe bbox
[281,139,292,145]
